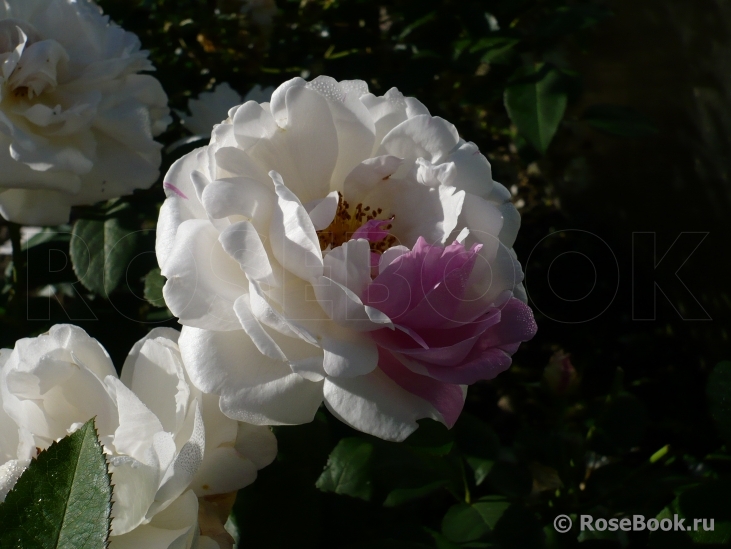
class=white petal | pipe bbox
[321,327,378,378]
[305,190,339,231]
[110,489,198,549]
[234,423,278,470]
[109,456,159,535]
[202,177,275,228]
[213,145,270,183]
[0,187,75,226]
[380,114,460,164]
[360,88,409,150]
[233,294,287,361]
[179,327,324,425]
[120,334,188,437]
[190,447,257,496]
[323,238,371,297]
[269,77,306,127]
[443,140,494,197]
[312,275,392,331]
[307,75,376,190]
[269,172,324,282]
[152,401,205,513]
[461,194,503,261]
[219,221,275,285]
[181,83,243,135]
[161,219,246,331]
[232,100,278,150]
[486,182,520,247]
[323,369,440,442]
[280,85,339,203]
[341,155,403,204]
[106,377,163,463]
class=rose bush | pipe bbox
[157,75,537,441]
[0,325,276,548]
[0,0,170,225]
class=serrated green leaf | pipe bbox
[316,438,374,501]
[0,418,112,549]
[504,63,568,154]
[708,361,731,445]
[70,210,138,297]
[144,268,167,308]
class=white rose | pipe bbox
[0,0,171,225]
[178,83,274,137]
[157,75,537,442]
[0,325,276,548]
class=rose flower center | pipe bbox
[316,192,397,253]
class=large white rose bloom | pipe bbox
[157,76,537,442]
[0,325,276,549]
[0,0,171,225]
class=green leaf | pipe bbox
[708,361,731,445]
[504,63,568,154]
[383,480,448,507]
[316,438,374,501]
[426,529,465,549]
[70,207,139,296]
[442,503,489,543]
[144,268,167,308]
[0,418,112,549]
[582,104,658,137]
[651,480,731,546]
[454,413,500,485]
[469,36,519,64]
[473,496,511,530]
[465,457,494,486]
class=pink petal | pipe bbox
[419,347,513,384]
[410,298,537,384]
[364,237,481,323]
[370,251,380,278]
[479,298,537,349]
[352,218,391,242]
[370,310,501,362]
[378,348,464,428]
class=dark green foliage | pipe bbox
[316,438,375,500]
[70,202,140,297]
[144,268,167,308]
[505,63,568,153]
[708,361,731,446]
[0,419,112,549]
[0,1,726,549]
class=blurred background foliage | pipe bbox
[1,0,730,547]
